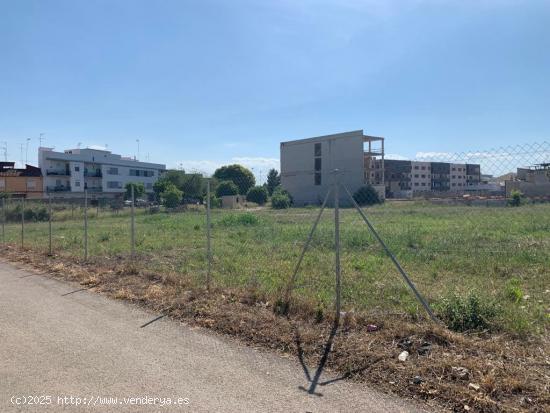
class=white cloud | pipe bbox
[385,153,408,160]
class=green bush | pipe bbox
[4,204,50,222]
[216,181,238,197]
[508,189,524,207]
[271,193,291,209]
[435,291,500,332]
[246,186,268,205]
[353,185,382,206]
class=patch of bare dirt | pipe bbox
[2,245,549,413]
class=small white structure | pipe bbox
[221,195,247,209]
[39,147,165,198]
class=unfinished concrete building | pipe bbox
[280,130,385,206]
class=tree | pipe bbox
[162,184,183,208]
[353,185,382,206]
[180,173,204,199]
[246,186,268,205]
[213,164,255,195]
[266,169,281,196]
[215,180,238,197]
[125,182,145,200]
[153,178,171,200]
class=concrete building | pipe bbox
[506,163,550,198]
[0,162,43,198]
[38,147,166,198]
[280,130,385,206]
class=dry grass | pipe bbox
[2,245,548,413]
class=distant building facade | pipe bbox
[385,160,481,198]
[38,147,166,198]
[0,162,43,198]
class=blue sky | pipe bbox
[1,0,549,180]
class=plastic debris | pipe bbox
[468,383,481,391]
[398,351,409,362]
[451,366,470,380]
[366,324,379,332]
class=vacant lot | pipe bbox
[2,200,549,335]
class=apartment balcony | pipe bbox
[46,170,71,176]
[46,185,71,192]
[84,171,103,178]
[85,187,103,192]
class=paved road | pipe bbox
[0,261,429,412]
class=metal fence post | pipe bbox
[21,198,25,248]
[131,185,135,257]
[84,190,88,260]
[1,198,5,244]
[48,192,52,255]
[333,172,341,323]
[206,179,212,291]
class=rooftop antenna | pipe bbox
[136,139,140,161]
[25,137,31,165]
[20,143,24,167]
[1,141,7,161]
[39,132,45,147]
[77,142,82,149]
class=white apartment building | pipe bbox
[450,163,467,190]
[411,161,431,192]
[38,147,166,198]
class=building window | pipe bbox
[107,181,122,189]
[421,174,425,178]
[314,143,322,157]
[414,166,419,170]
[314,172,321,186]
[108,167,118,175]
[75,181,80,187]
[414,174,419,178]
[421,166,425,170]
[314,158,322,171]
[74,166,80,172]
[414,182,419,186]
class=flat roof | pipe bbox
[281,130,384,146]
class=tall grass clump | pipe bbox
[218,212,260,227]
[435,291,501,332]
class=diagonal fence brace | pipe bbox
[342,184,440,323]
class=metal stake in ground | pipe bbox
[283,186,332,307]
[131,185,135,257]
[21,197,25,248]
[48,192,52,255]
[84,190,88,260]
[342,184,439,323]
[206,179,212,291]
[333,174,341,323]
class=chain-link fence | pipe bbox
[1,142,549,334]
